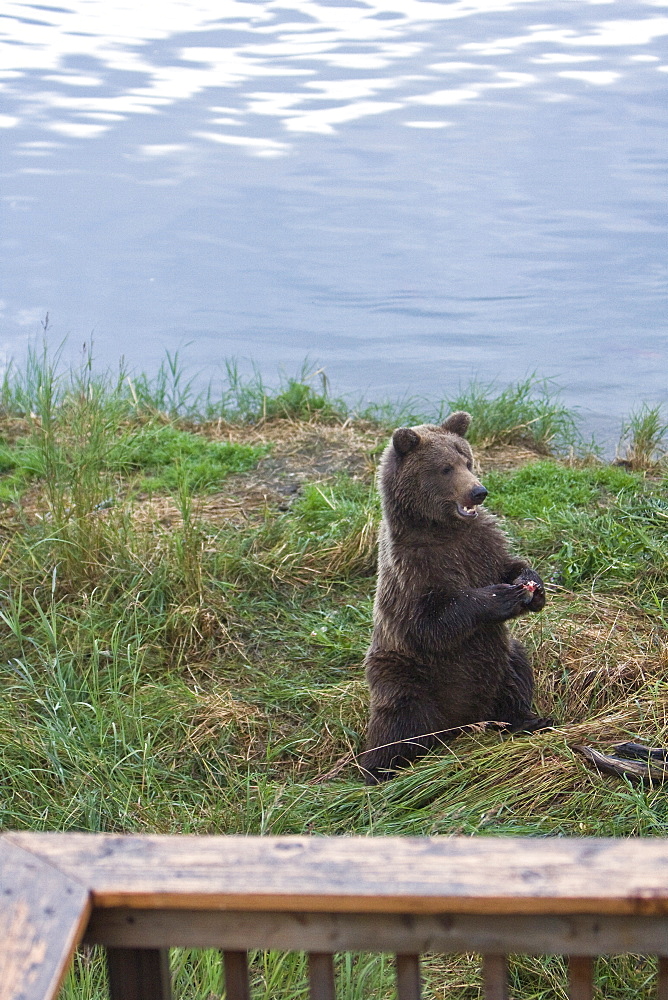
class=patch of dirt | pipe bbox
[128,418,386,530]
[198,418,387,513]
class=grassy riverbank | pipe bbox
[0,348,666,998]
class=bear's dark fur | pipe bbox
[360,411,547,784]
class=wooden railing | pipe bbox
[3,832,668,1000]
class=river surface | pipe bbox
[1,0,667,440]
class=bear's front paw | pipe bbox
[486,583,533,619]
[512,569,546,612]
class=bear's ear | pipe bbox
[441,411,472,438]
[392,427,420,456]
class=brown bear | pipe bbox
[359,411,547,784]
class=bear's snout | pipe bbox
[470,484,488,505]
[455,481,487,520]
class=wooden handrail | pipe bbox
[3,833,668,1000]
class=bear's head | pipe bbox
[380,411,488,526]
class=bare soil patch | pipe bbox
[185,422,542,526]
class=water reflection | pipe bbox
[0,0,667,438]
[4,0,667,150]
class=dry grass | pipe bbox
[531,595,664,714]
[0,357,665,998]
[477,442,550,473]
[187,691,261,752]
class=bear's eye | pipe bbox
[466,460,473,471]
[442,465,453,474]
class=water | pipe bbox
[1,0,667,441]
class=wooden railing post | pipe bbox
[308,952,336,1000]
[223,950,251,1000]
[482,954,508,1000]
[568,956,594,1000]
[396,954,421,1000]
[106,947,172,1000]
[658,957,668,1000]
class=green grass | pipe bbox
[115,424,268,493]
[485,461,668,603]
[0,345,666,999]
[445,375,582,453]
[618,403,668,469]
[0,424,267,501]
[0,436,45,499]
[359,375,583,455]
[484,461,640,519]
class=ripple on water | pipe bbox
[0,0,666,441]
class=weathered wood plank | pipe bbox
[84,907,668,956]
[308,953,336,1000]
[0,837,90,1000]
[482,955,507,1000]
[568,956,593,1000]
[107,948,172,1000]
[11,833,668,916]
[223,951,250,1000]
[396,954,420,1000]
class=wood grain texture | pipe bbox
[107,948,172,1000]
[10,833,668,916]
[0,838,90,1000]
[83,908,668,956]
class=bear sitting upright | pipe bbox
[360,410,547,784]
